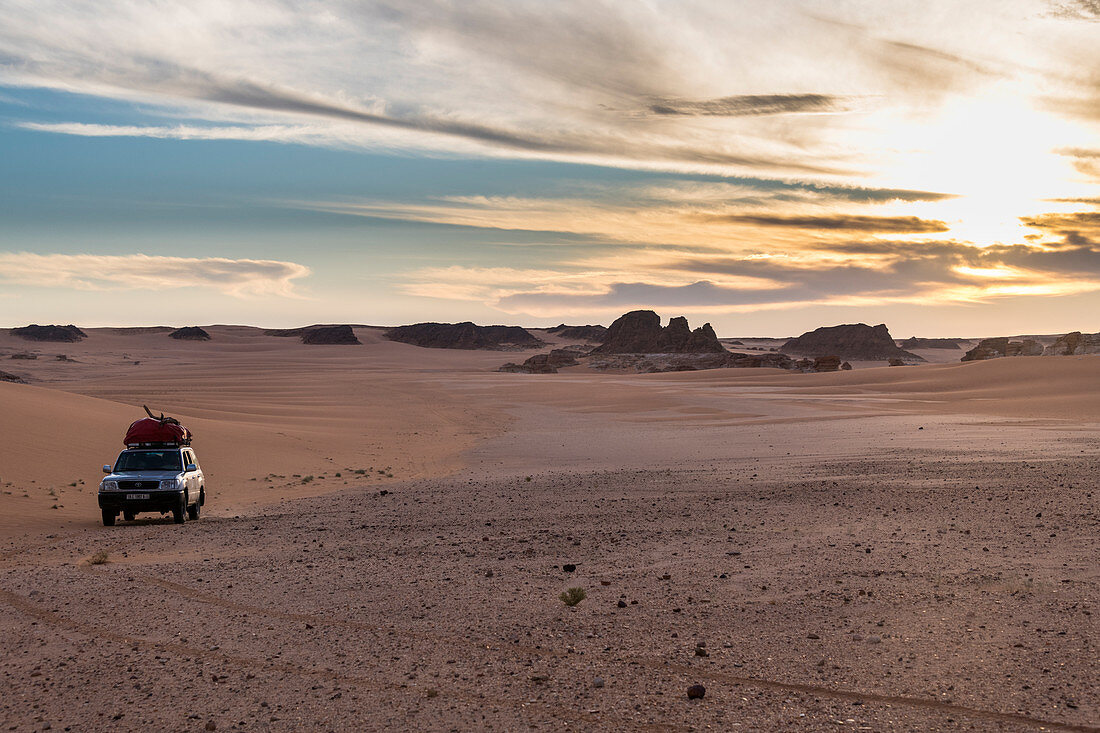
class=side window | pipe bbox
[185,451,196,468]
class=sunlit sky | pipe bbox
[1,0,1098,335]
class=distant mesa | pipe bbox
[301,325,361,345]
[169,326,211,341]
[10,353,37,360]
[385,322,544,350]
[899,337,961,350]
[589,310,725,355]
[546,324,608,342]
[266,324,362,345]
[12,324,86,342]
[962,337,1042,361]
[0,370,25,383]
[499,348,583,374]
[1044,331,1100,356]
[781,324,923,362]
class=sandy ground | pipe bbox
[0,327,1097,731]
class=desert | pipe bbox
[0,323,1097,732]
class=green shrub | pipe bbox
[560,587,587,607]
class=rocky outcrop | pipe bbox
[301,325,361,345]
[812,355,842,372]
[498,349,582,374]
[385,322,543,350]
[589,311,725,355]
[11,324,86,342]
[961,337,1043,361]
[170,326,211,341]
[546,324,608,342]
[899,337,962,350]
[0,370,25,383]
[587,351,795,373]
[841,361,853,371]
[781,324,922,362]
[1044,331,1100,356]
[10,353,37,360]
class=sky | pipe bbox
[1,0,1099,336]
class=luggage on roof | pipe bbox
[124,405,192,447]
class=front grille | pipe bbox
[118,480,160,491]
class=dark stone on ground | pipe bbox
[590,311,725,355]
[546,324,608,342]
[386,322,544,350]
[301,325,361,345]
[498,349,581,374]
[687,685,706,699]
[11,324,86,342]
[563,564,576,572]
[10,353,37,360]
[170,326,211,341]
[0,370,25,383]
[962,337,1043,361]
[781,324,922,362]
[899,337,962,349]
[841,361,852,370]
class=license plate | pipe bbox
[126,493,150,500]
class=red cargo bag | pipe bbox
[123,406,192,446]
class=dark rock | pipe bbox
[169,326,211,341]
[840,361,852,370]
[385,322,543,350]
[686,684,706,700]
[888,358,906,366]
[617,599,628,608]
[781,323,922,362]
[10,353,37,360]
[11,324,86,342]
[562,563,577,573]
[546,324,608,342]
[591,311,725,354]
[498,349,581,374]
[0,370,25,383]
[1044,331,1100,356]
[899,337,962,349]
[301,325,360,345]
[813,355,842,372]
[694,647,709,657]
[962,337,1043,361]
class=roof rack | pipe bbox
[124,441,190,448]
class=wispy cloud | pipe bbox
[648,94,848,117]
[706,214,949,233]
[0,253,311,297]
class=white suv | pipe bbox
[98,446,205,525]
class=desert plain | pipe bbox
[0,326,1097,732]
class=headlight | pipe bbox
[159,479,179,490]
[101,480,118,491]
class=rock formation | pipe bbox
[546,324,608,342]
[385,322,544,350]
[961,337,1043,361]
[899,337,962,350]
[11,324,86,342]
[301,325,361,345]
[1044,331,1100,356]
[170,326,211,341]
[780,324,922,362]
[589,311,725,355]
[0,370,25,383]
[498,349,582,374]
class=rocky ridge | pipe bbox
[170,326,211,341]
[11,325,86,342]
[589,311,725,355]
[781,324,922,362]
[386,322,544,350]
[962,337,1043,361]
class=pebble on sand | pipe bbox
[687,684,706,700]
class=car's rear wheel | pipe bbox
[102,509,116,527]
[123,511,136,521]
[172,493,187,524]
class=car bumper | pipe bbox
[99,490,183,513]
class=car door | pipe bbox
[182,450,196,502]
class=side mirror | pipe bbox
[185,463,197,473]
[102,465,112,474]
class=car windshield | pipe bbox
[114,450,182,472]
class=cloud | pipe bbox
[706,214,950,233]
[0,253,310,297]
[648,94,846,117]
[17,122,331,144]
[1049,0,1100,19]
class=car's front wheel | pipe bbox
[102,509,116,527]
[187,498,200,521]
[172,493,187,524]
